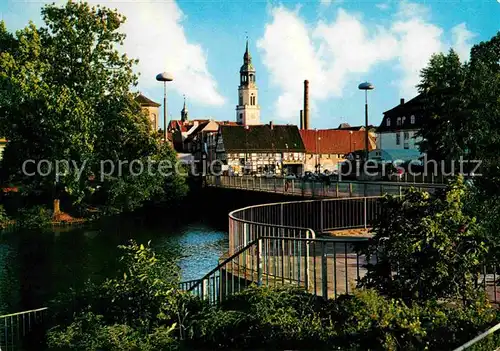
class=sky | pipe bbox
[1,0,499,130]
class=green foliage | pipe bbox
[186,286,499,350]
[47,240,181,350]
[0,204,10,228]
[187,286,326,350]
[417,32,500,192]
[48,240,500,351]
[15,205,52,229]
[47,312,178,351]
[0,1,186,214]
[417,49,469,162]
[360,177,487,303]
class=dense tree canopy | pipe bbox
[0,2,186,214]
[417,32,500,189]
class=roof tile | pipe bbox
[299,129,376,154]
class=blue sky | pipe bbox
[1,0,499,130]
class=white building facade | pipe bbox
[376,96,425,154]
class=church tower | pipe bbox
[236,39,260,125]
[181,95,189,123]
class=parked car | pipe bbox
[388,167,404,181]
[265,172,275,178]
[285,174,297,180]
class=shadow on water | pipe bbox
[0,201,229,315]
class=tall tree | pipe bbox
[416,33,500,188]
[417,49,469,163]
[0,2,186,214]
[466,33,500,194]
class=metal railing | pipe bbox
[228,196,380,254]
[206,175,444,198]
[0,307,48,350]
[452,321,500,350]
[183,196,381,303]
[181,192,500,307]
[186,236,370,304]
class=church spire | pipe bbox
[241,36,254,74]
[236,35,260,126]
[244,37,251,63]
[181,95,188,122]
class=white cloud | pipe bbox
[320,0,333,6]
[258,1,469,118]
[451,22,476,62]
[391,23,444,97]
[396,0,430,19]
[4,0,226,107]
[103,0,226,107]
[258,7,398,120]
[376,2,390,11]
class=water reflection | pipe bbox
[0,219,228,315]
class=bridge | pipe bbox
[205,175,444,198]
[186,185,499,306]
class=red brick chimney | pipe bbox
[303,80,309,130]
[400,98,405,105]
[269,120,273,130]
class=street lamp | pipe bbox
[156,72,174,143]
[284,143,288,175]
[358,81,374,161]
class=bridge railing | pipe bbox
[0,307,48,350]
[206,175,444,198]
[187,235,371,303]
[228,196,381,254]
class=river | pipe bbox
[0,213,228,315]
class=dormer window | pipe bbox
[410,115,415,124]
[386,118,391,127]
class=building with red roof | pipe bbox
[299,129,376,173]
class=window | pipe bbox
[402,116,406,124]
[397,117,401,126]
[404,132,409,140]
[386,118,391,127]
[396,133,401,145]
[239,113,243,122]
[410,115,415,124]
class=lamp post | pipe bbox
[315,129,321,173]
[284,143,288,175]
[156,72,174,143]
[358,81,374,161]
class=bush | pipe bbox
[47,240,182,351]
[49,243,500,351]
[185,286,500,351]
[0,204,10,228]
[15,205,52,229]
[360,177,487,303]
